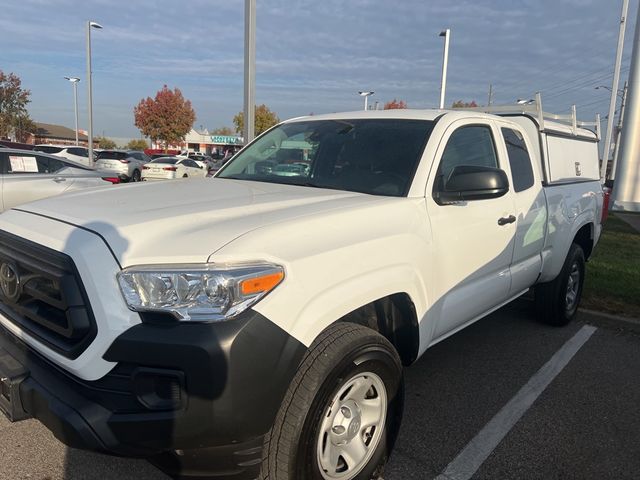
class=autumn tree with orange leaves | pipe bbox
[134,85,195,151]
[383,99,407,110]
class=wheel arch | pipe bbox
[338,292,420,366]
[573,222,594,260]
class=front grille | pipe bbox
[0,230,96,359]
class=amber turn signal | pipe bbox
[240,271,285,295]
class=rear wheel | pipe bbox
[261,323,403,480]
[535,243,585,326]
[183,173,188,178]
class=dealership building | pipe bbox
[151,128,244,155]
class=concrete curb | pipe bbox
[578,308,640,335]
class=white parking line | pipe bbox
[434,324,597,480]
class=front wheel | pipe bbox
[131,169,141,182]
[535,243,585,326]
[261,323,403,480]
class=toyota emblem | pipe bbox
[0,263,21,302]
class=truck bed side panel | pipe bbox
[539,181,603,283]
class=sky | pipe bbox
[1,0,637,141]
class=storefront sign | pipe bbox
[211,135,243,145]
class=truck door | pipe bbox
[497,126,546,295]
[425,120,517,340]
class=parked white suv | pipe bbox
[33,144,94,167]
[95,150,151,182]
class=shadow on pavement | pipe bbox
[63,447,168,479]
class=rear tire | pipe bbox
[535,243,585,326]
[183,173,188,178]
[261,323,403,480]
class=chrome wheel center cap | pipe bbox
[330,400,361,443]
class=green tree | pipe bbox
[451,100,478,108]
[211,126,234,136]
[126,139,149,150]
[133,85,196,151]
[233,104,279,136]
[0,70,35,141]
[95,136,117,149]
[384,99,408,109]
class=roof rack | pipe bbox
[460,92,601,140]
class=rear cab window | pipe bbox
[501,128,534,192]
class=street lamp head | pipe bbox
[89,21,103,29]
[439,29,450,37]
[358,91,374,97]
[64,76,80,83]
[595,85,624,98]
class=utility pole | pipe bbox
[610,81,628,181]
[601,0,629,179]
[487,84,494,106]
[611,3,640,211]
[243,0,256,145]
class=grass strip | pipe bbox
[582,213,640,318]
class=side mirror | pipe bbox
[436,165,509,204]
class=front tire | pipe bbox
[131,169,141,182]
[535,243,585,326]
[261,323,403,480]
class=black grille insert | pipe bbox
[0,230,97,359]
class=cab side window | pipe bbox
[68,147,88,157]
[37,156,66,173]
[501,128,534,192]
[433,125,498,194]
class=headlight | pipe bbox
[117,263,284,321]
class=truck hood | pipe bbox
[16,178,381,267]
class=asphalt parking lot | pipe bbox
[2,299,639,480]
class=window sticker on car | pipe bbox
[9,156,38,172]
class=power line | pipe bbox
[541,66,630,101]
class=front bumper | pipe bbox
[0,310,306,479]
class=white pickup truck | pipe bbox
[0,109,604,480]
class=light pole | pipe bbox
[243,0,256,144]
[64,77,80,145]
[601,0,629,179]
[439,29,451,109]
[611,2,640,211]
[86,20,102,166]
[358,91,374,111]
[609,81,628,181]
[596,85,625,179]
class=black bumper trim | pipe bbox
[0,309,307,478]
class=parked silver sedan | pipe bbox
[0,148,112,212]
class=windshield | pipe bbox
[97,151,127,160]
[34,145,63,154]
[216,119,434,196]
[150,157,178,164]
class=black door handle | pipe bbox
[498,215,516,226]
